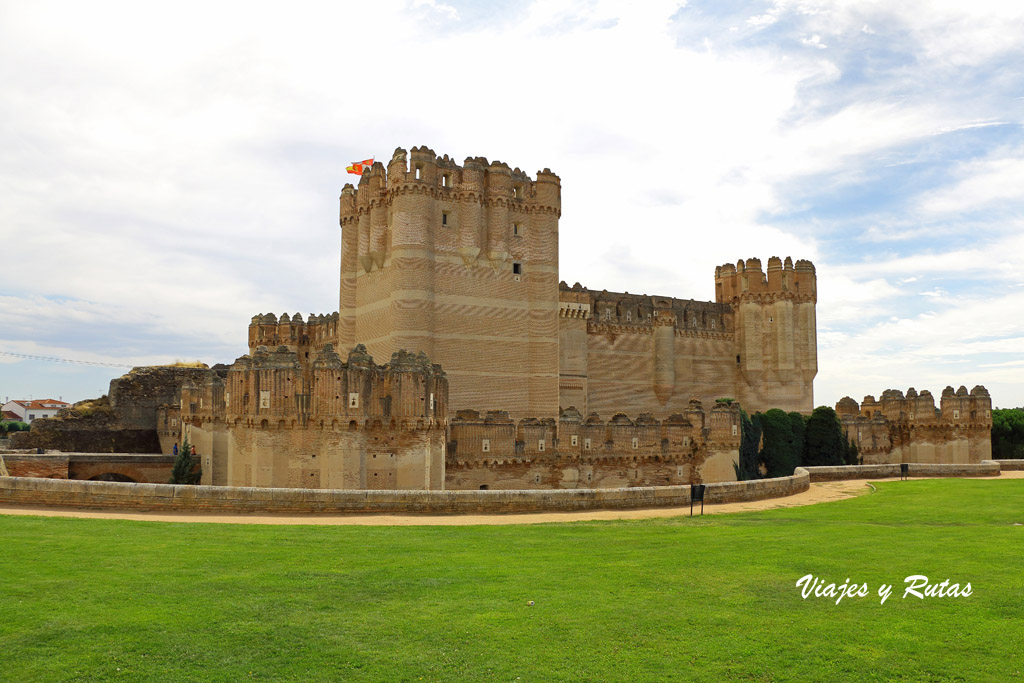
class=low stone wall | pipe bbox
[804,461,1001,482]
[994,459,1024,471]
[0,468,810,515]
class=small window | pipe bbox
[415,165,422,180]
[683,436,690,446]
[584,437,592,450]
[513,185,522,199]
[429,393,435,411]
[769,316,774,323]
[442,211,449,226]
[631,437,639,449]
[538,439,545,452]
[482,439,490,453]
[953,409,960,419]
[731,424,738,436]
[348,392,359,409]
[442,173,450,187]
[260,391,270,409]
[571,435,578,446]
[909,413,915,420]
[512,262,522,275]
[736,354,741,365]
[513,223,522,236]
[626,311,632,322]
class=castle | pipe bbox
[11,144,991,489]
[174,145,819,489]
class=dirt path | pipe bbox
[4,473,1018,526]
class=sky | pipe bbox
[1,0,1023,410]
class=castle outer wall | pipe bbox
[836,385,992,464]
[177,344,448,490]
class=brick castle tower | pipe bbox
[338,146,561,419]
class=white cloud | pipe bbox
[918,149,1024,215]
[0,0,1022,406]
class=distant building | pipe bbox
[1,399,70,424]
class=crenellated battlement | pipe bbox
[181,343,447,432]
[339,145,561,228]
[837,385,992,426]
[448,400,740,463]
[247,311,340,355]
[558,282,731,333]
[445,400,741,488]
[835,385,992,463]
[715,256,816,303]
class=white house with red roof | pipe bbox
[1,398,70,424]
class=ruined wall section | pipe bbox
[559,283,736,418]
[445,400,741,489]
[180,344,448,490]
[836,385,992,464]
[339,146,561,420]
[715,256,817,414]
[14,367,220,454]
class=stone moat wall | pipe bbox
[0,468,810,514]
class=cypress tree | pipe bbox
[170,437,202,485]
[760,409,800,477]
[802,406,846,467]
[734,409,763,481]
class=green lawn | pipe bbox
[1,479,1022,682]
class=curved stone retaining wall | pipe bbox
[804,461,1001,482]
[994,459,1024,471]
[0,469,810,515]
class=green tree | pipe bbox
[734,409,762,481]
[802,406,846,467]
[846,436,860,466]
[788,412,806,465]
[170,437,202,485]
[759,409,801,478]
[992,408,1024,459]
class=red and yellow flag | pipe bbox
[346,158,374,175]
